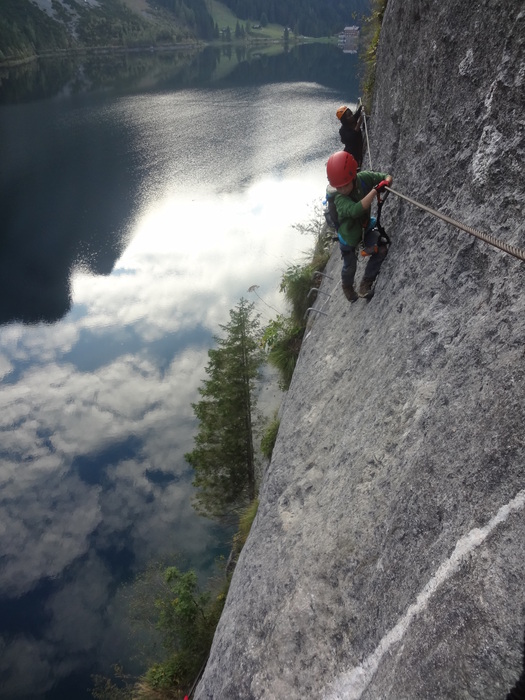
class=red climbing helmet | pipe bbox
[326,151,358,188]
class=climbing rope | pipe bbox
[358,102,525,264]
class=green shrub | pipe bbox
[260,415,280,460]
[292,205,333,274]
[92,562,230,700]
[360,0,388,111]
[230,498,259,572]
[262,315,304,390]
[259,206,335,390]
[91,666,134,700]
[237,498,259,550]
[279,263,316,327]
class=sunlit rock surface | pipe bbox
[195,2,525,698]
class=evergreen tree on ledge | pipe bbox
[186,298,263,521]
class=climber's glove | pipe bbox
[374,180,390,193]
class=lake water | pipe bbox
[0,44,360,698]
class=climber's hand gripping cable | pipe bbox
[374,179,390,193]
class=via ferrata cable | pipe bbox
[384,186,525,263]
[359,101,525,264]
[359,98,373,170]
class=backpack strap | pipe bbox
[356,174,371,197]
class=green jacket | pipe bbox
[335,170,389,247]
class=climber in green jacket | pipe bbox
[326,150,393,302]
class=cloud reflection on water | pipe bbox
[0,78,340,697]
[0,172,323,697]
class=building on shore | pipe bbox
[338,25,359,53]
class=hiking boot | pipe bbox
[342,284,358,303]
[358,277,375,298]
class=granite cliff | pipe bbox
[195,1,525,698]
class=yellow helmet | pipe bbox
[336,105,350,120]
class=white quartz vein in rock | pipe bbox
[324,488,525,700]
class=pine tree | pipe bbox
[186,299,263,521]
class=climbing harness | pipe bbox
[359,100,525,264]
[361,189,391,257]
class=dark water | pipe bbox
[0,43,360,699]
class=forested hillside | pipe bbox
[219,0,371,36]
[152,0,215,39]
[0,0,71,61]
[0,0,211,63]
[0,0,370,64]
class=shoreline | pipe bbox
[0,36,333,69]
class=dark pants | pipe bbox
[339,228,388,289]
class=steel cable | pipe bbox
[359,98,373,170]
[385,186,525,263]
[359,107,525,264]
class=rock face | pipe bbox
[195,2,525,699]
